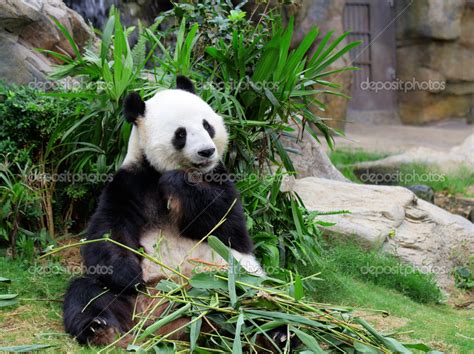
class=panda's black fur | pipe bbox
[63,77,254,345]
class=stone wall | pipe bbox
[396,0,474,124]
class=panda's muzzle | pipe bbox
[197,148,215,158]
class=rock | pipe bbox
[398,90,472,124]
[0,0,93,85]
[435,193,474,220]
[352,134,474,174]
[444,82,474,96]
[282,176,474,288]
[405,185,435,203]
[425,43,474,82]
[396,0,465,41]
[280,126,348,181]
[0,31,52,83]
[396,1,474,124]
[460,4,474,47]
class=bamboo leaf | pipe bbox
[0,345,54,352]
[190,317,202,353]
[138,303,191,340]
[292,328,324,353]
[50,16,81,59]
[232,312,244,354]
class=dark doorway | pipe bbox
[344,0,398,123]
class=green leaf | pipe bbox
[50,16,81,59]
[208,236,231,261]
[232,312,244,354]
[403,343,433,352]
[190,317,202,353]
[155,279,180,292]
[355,318,411,353]
[245,310,332,329]
[189,272,227,290]
[292,273,304,301]
[0,345,54,352]
[228,249,237,308]
[292,328,324,353]
[0,277,11,283]
[138,303,191,340]
[354,342,381,353]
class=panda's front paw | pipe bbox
[88,316,108,334]
[259,326,299,352]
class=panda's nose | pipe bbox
[198,148,215,158]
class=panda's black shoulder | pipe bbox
[103,159,161,206]
[86,158,163,240]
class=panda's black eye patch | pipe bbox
[172,127,187,150]
[203,119,215,138]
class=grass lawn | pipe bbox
[329,148,474,197]
[1,255,473,353]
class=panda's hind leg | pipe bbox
[63,277,134,347]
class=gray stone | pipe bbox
[396,0,465,40]
[282,176,474,288]
[0,0,93,85]
[280,125,348,181]
[353,134,474,174]
[405,185,435,203]
[396,0,473,124]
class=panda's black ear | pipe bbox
[124,92,145,124]
[176,75,195,94]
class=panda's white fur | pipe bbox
[123,88,264,279]
[140,228,265,281]
[123,89,228,173]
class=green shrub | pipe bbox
[0,84,80,165]
[0,83,111,247]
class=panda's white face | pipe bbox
[123,89,228,173]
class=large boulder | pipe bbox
[281,126,348,181]
[352,134,474,174]
[282,176,474,288]
[0,0,93,84]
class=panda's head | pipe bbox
[122,76,228,173]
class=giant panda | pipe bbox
[63,76,265,347]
